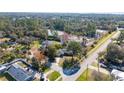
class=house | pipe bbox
[42,40,61,49]
[47,29,54,36]
[111,69,124,81]
[56,49,73,57]
[6,64,35,81]
[0,59,37,81]
[96,29,108,38]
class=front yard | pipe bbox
[47,71,61,81]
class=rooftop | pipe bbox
[6,63,35,81]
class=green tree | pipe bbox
[105,43,121,64]
[47,44,57,60]
[86,23,96,37]
[67,41,82,60]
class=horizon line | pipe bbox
[1,12,124,15]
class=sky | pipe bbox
[0,0,124,13]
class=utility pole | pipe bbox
[86,64,88,80]
[97,56,100,80]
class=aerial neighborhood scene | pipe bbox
[0,12,124,81]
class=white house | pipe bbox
[111,69,124,81]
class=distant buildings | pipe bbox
[96,29,108,39]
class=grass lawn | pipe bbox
[91,61,98,67]
[52,41,61,45]
[44,68,51,73]
[76,68,112,81]
[48,71,61,81]
[30,41,41,48]
[16,62,28,68]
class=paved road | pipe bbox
[62,31,121,81]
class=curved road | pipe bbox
[62,31,120,81]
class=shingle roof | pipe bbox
[6,64,34,81]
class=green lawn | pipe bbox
[76,68,112,81]
[48,71,61,81]
[76,69,90,81]
[17,62,28,68]
[91,61,98,67]
[44,68,51,73]
[30,41,41,48]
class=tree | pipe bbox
[105,43,121,64]
[82,48,87,58]
[0,43,8,49]
[31,57,46,72]
[67,41,82,60]
[86,22,96,37]
[117,31,124,44]
[47,44,57,60]
[31,57,39,70]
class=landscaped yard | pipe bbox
[47,71,61,81]
[76,68,111,81]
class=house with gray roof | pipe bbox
[6,64,35,81]
[0,59,36,81]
